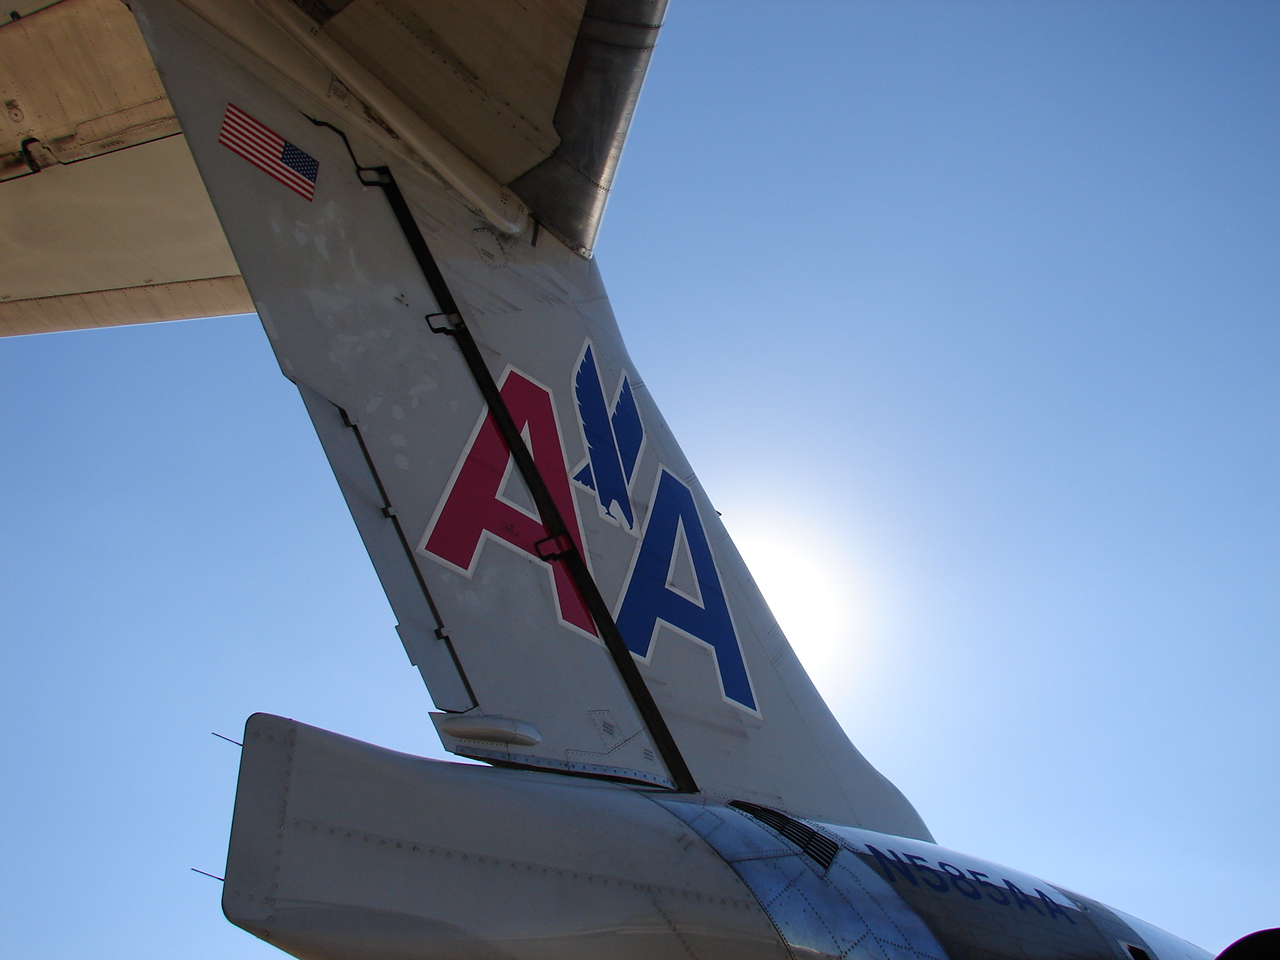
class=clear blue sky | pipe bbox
[3,2,1276,956]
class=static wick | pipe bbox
[212,732,243,746]
[191,867,225,882]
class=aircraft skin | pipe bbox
[0,2,1230,959]
[225,713,1212,960]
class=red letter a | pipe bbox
[419,369,596,636]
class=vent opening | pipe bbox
[729,800,839,871]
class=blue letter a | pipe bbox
[616,470,756,711]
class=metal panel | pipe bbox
[1105,908,1213,960]
[655,797,950,960]
[0,0,180,177]
[827,824,1163,960]
[322,0,586,185]
[0,275,251,336]
[0,134,245,332]
[511,0,669,255]
[224,714,790,960]
[0,3,249,334]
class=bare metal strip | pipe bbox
[510,0,669,256]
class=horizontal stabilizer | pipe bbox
[224,713,790,959]
[0,0,250,335]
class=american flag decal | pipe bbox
[218,104,319,201]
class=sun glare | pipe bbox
[725,511,877,689]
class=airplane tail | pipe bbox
[119,0,931,839]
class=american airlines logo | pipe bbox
[570,343,645,529]
[419,342,756,712]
